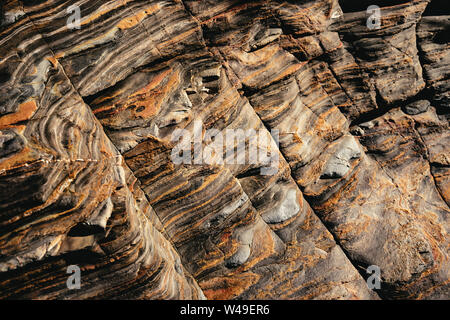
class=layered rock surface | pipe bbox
[0,0,448,299]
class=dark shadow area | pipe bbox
[63,248,105,265]
[433,29,450,44]
[423,0,450,16]
[0,72,10,85]
[339,0,410,13]
[68,222,105,237]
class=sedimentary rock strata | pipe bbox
[0,0,448,300]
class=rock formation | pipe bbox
[0,0,448,299]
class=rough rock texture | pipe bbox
[0,0,448,300]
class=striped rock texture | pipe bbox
[0,0,448,300]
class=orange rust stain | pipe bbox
[163,175,233,232]
[117,15,143,30]
[80,4,126,27]
[241,49,303,86]
[0,146,34,172]
[29,65,38,76]
[129,68,176,119]
[46,56,59,68]
[54,51,65,60]
[131,69,172,99]
[239,226,278,271]
[55,4,159,61]
[94,68,176,119]
[201,3,260,25]
[174,183,238,241]
[80,3,159,28]
[157,26,200,49]
[200,272,260,300]
[117,5,160,30]
[92,89,125,106]
[221,232,232,243]
[0,100,38,129]
[271,63,304,83]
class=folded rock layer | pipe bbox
[0,0,448,299]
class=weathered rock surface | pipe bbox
[0,0,448,300]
